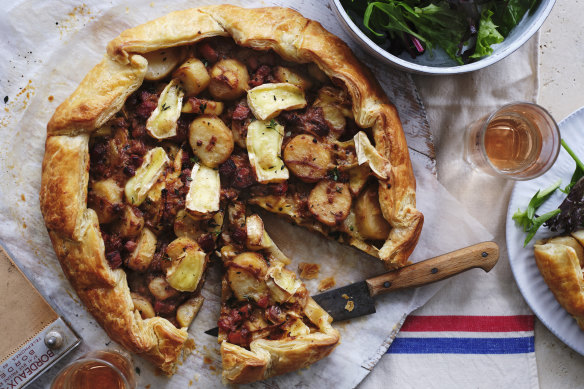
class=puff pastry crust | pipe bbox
[40,5,422,377]
[534,234,584,329]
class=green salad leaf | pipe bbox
[341,0,542,63]
[470,9,504,59]
[512,179,561,246]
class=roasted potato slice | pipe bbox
[247,119,289,183]
[126,228,157,272]
[188,115,234,168]
[174,209,204,240]
[165,237,207,292]
[148,276,179,301]
[143,47,186,81]
[283,134,332,182]
[308,180,352,226]
[125,147,169,206]
[112,206,144,238]
[185,163,221,218]
[313,87,353,138]
[182,97,224,116]
[354,131,391,180]
[173,57,210,96]
[227,252,269,302]
[131,293,155,319]
[273,66,312,90]
[354,185,391,240]
[88,178,123,224]
[348,164,371,196]
[176,296,205,328]
[146,79,184,139]
[247,83,307,120]
[209,59,249,100]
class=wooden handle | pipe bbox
[366,241,499,297]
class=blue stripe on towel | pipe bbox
[387,337,535,354]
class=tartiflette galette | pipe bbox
[40,5,423,383]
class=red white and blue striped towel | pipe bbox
[362,263,539,389]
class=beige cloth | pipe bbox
[361,35,540,388]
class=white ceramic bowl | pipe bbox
[331,0,556,75]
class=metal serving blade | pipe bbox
[311,281,376,322]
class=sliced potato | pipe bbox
[247,119,289,183]
[182,98,224,116]
[89,178,123,224]
[348,164,371,196]
[176,296,205,328]
[354,131,391,180]
[209,59,249,100]
[185,163,220,218]
[125,147,169,206]
[165,237,207,292]
[283,134,332,182]
[146,79,184,139]
[174,209,223,241]
[174,209,204,240]
[273,66,312,90]
[173,58,210,96]
[112,206,144,238]
[131,293,155,319]
[245,214,273,251]
[308,180,352,226]
[247,83,307,121]
[148,276,179,301]
[354,185,391,240]
[143,47,186,81]
[227,252,269,302]
[265,263,301,303]
[188,116,234,168]
[126,228,157,272]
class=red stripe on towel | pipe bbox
[400,315,534,332]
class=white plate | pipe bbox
[507,106,584,355]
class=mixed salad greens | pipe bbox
[513,141,584,246]
[341,0,542,64]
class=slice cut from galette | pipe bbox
[40,4,422,380]
[217,202,339,384]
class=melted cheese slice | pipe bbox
[165,237,206,292]
[247,82,307,120]
[354,131,391,180]
[266,263,301,303]
[125,147,169,206]
[246,120,289,183]
[146,78,184,139]
[185,163,220,218]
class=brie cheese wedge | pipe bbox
[246,119,289,183]
[354,131,391,180]
[146,78,184,139]
[185,163,220,218]
[125,147,169,206]
[247,82,306,120]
